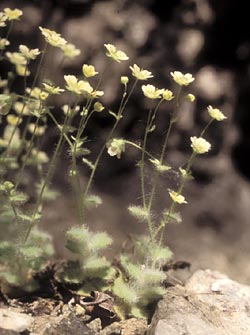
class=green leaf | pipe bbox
[0,241,16,261]
[28,228,54,256]
[130,305,146,318]
[20,243,51,271]
[150,244,173,266]
[18,213,34,222]
[128,205,150,222]
[82,158,94,170]
[138,268,166,286]
[137,285,166,307]
[75,147,90,157]
[1,271,21,286]
[162,210,182,224]
[35,182,59,201]
[83,194,102,208]
[120,255,141,279]
[108,110,119,120]
[0,183,6,191]
[3,181,15,191]
[9,191,29,204]
[65,226,90,255]
[149,158,171,173]
[90,232,112,251]
[113,275,137,306]
[83,256,111,278]
[57,261,84,284]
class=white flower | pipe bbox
[6,52,26,65]
[104,44,129,63]
[28,124,46,136]
[7,114,22,126]
[121,76,129,85]
[186,93,196,102]
[129,64,153,81]
[4,8,23,20]
[190,136,211,154]
[61,43,80,59]
[168,190,187,204]
[207,105,227,121]
[82,64,98,78]
[43,83,64,95]
[170,71,195,86]
[19,45,40,60]
[162,89,174,101]
[0,38,10,50]
[149,158,171,173]
[64,75,86,95]
[107,138,125,159]
[141,84,164,99]
[93,102,104,112]
[16,65,30,77]
[39,27,67,48]
[0,12,8,27]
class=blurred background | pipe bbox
[1,0,250,284]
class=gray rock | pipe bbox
[147,269,250,335]
[0,305,94,335]
[30,307,95,335]
[0,308,33,334]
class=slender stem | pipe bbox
[0,21,13,59]
[156,151,196,243]
[83,116,118,199]
[15,117,40,190]
[147,87,182,241]
[83,79,138,201]
[77,100,93,139]
[123,140,155,160]
[24,105,75,243]
[24,132,64,242]
[7,194,19,222]
[155,116,214,242]
[71,146,84,223]
[140,109,153,211]
[68,68,110,224]
[200,119,213,137]
[32,42,48,90]
[47,110,73,148]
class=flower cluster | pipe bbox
[64,75,103,98]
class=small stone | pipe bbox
[0,308,33,334]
